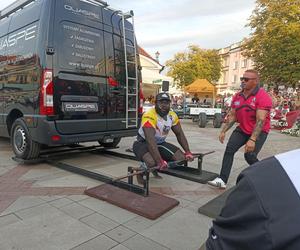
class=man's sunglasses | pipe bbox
[240,77,256,82]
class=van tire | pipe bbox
[198,113,207,128]
[213,113,222,128]
[99,138,121,148]
[11,118,40,160]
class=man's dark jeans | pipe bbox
[220,127,268,183]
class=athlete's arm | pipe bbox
[219,109,236,144]
[245,109,268,153]
[171,123,191,153]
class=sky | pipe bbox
[1,0,256,64]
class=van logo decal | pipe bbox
[64,5,100,20]
[0,25,37,51]
[63,102,98,112]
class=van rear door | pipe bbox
[52,0,128,134]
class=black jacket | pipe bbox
[206,149,300,250]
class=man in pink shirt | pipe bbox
[208,70,272,189]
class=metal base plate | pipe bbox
[85,184,179,220]
[160,166,218,184]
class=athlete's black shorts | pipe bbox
[133,140,180,162]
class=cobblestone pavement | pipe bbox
[0,119,299,250]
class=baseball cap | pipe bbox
[156,92,171,102]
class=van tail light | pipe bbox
[108,76,119,87]
[139,81,144,114]
[40,69,54,115]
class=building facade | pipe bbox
[217,41,254,94]
[138,47,173,98]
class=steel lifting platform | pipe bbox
[12,144,218,198]
[12,145,180,220]
[12,145,151,197]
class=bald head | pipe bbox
[241,69,260,91]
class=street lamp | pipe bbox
[155,51,160,62]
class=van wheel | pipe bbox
[11,118,40,160]
[98,138,121,148]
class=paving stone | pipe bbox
[36,174,99,188]
[79,198,137,224]
[0,210,100,250]
[49,197,73,208]
[39,195,65,202]
[80,213,119,233]
[20,164,64,181]
[105,225,136,243]
[110,244,131,250]
[15,203,61,220]
[59,202,94,219]
[123,234,169,250]
[123,216,158,233]
[1,196,46,216]
[0,213,20,227]
[68,195,89,202]
[141,208,211,250]
[71,235,118,250]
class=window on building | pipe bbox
[233,61,238,69]
[242,59,247,68]
[224,71,228,83]
[232,75,238,83]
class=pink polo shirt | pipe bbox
[231,87,272,135]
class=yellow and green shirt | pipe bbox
[138,108,179,144]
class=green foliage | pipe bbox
[243,0,300,87]
[166,45,221,88]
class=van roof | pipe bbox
[0,0,129,21]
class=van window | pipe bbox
[0,17,10,37]
[5,21,39,70]
[58,21,105,75]
[8,0,41,32]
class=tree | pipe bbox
[166,45,221,88]
[243,0,300,87]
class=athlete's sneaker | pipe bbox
[207,177,227,189]
[151,169,162,179]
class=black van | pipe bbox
[0,0,142,159]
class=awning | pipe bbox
[184,79,217,105]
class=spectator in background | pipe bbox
[192,94,199,104]
[177,96,183,106]
[223,94,232,109]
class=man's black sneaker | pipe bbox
[151,169,162,179]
